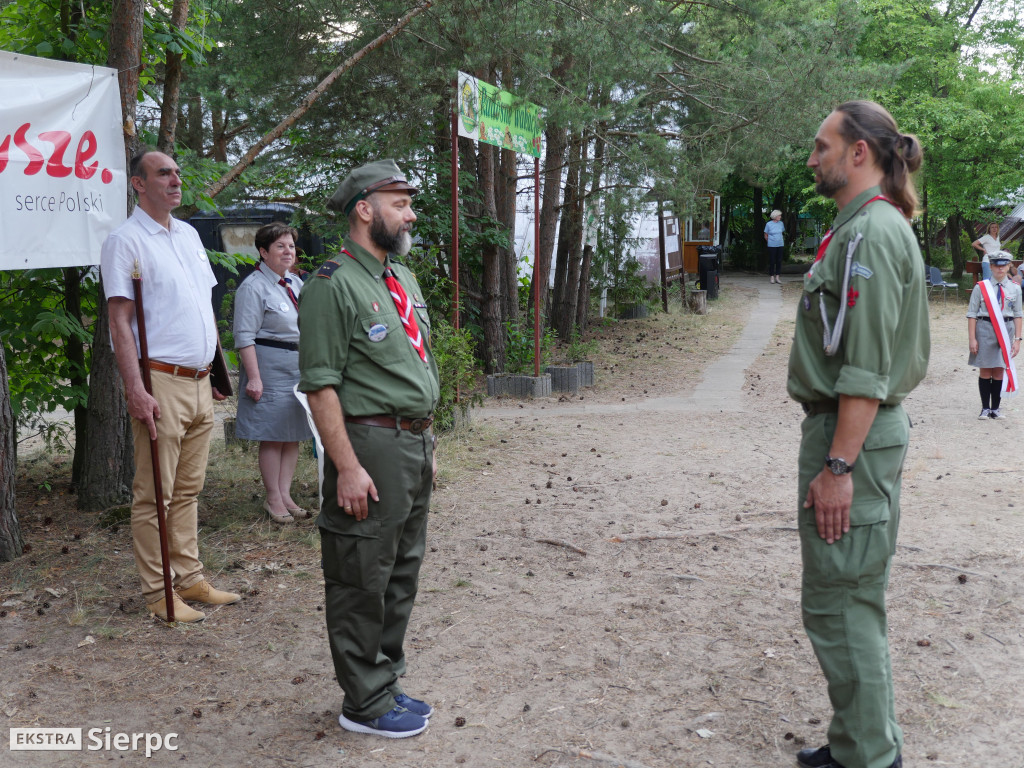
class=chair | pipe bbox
[927,266,960,303]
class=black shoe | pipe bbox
[796,745,902,768]
[797,746,839,768]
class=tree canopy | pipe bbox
[2,0,1024,559]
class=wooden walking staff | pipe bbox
[131,259,175,622]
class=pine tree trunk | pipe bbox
[752,186,765,272]
[552,133,582,331]
[497,146,519,324]
[533,124,567,317]
[576,130,605,332]
[0,343,24,562]
[478,143,506,373]
[951,212,967,280]
[79,293,135,511]
[78,0,143,512]
[456,136,481,328]
[156,0,189,153]
[921,184,932,266]
[556,135,587,341]
[63,267,88,489]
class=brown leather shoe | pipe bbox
[148,594,205,623]
[176,580,241,606]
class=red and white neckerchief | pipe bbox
[979,279,1018,396]
[343,249,427,362]
[808,194,899,278]
[257,263,298,309]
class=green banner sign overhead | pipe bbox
[457,71,543,158]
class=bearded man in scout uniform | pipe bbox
[299,160,440,739]
[787,102,929,768]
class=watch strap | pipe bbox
[825,455,855,475]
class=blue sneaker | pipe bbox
[338,707,427,738]
[395,693,434,718]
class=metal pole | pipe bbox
[131,260,175,623]
[658,199,668,313]
[534,157,541,377]
[451,78,461,402]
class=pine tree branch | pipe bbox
[202,0,434,201]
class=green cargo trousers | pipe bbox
[319,423,433,722]
[798,405,908,768]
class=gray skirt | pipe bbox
[235,344,313,442]
[968,317,1013,369]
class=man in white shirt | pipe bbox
[100,149,239,623]
[972,222,1002,281]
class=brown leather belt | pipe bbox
[345,414,433,434]
[148,360,211,379]
[801,401,838,416]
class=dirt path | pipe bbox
[2,276,1022,767]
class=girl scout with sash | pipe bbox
[967,252,1022,419]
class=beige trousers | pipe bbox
[131,370,214,603]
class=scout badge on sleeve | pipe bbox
[979,278,1019,397]
[820,233,864,356]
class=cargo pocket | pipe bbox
[321,519,383,593]
[848,416,909,527]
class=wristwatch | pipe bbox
[825,455,854,475]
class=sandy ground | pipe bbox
[1,275,1022,767]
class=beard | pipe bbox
[370,210,412,256]
[814,152,849,199]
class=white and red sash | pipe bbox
[979,278,1018,396]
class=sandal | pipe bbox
[264,500,294,525]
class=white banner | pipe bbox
[0,51,126,270]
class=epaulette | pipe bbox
[316,259,343,279]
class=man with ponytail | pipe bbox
[787,101,930,768]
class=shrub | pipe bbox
[503,319,556,374]
[430,319,481,431]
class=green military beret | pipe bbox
[326,159,419,215]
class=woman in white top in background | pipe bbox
[972,222,1002,281]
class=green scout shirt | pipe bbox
[787,186,930,406]
[298,236,440,417]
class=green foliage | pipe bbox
[211,250,262,367]
[561,329,598,364]
[0,0,216,76]
[429,319,481,432]
[857,0,1024,255]
[503,320,555,375]
[608,257,656,311]
[0,268,96,445]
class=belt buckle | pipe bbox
[408,418,427,434]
